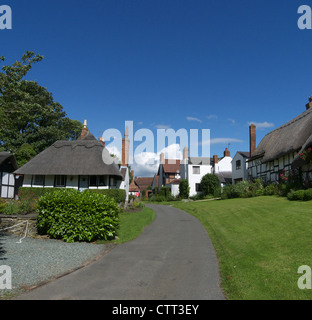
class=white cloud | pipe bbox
[207,114,218,120]
[248,121,274,129]
[132,144,182,177]
[228,118,236,125]
[186,116,202,123]
[155,124,171,130]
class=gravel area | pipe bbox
[0,232,115,299]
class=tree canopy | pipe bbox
[0,51,83,166]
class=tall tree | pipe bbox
[0,51,83,166]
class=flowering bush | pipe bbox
[299,147,312,165]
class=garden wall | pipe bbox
[0,214,38,238]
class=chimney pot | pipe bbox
[99,137,105,147]
[224,148,231,157]
[306,96,312,110]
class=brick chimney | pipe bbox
[213,155,218,164]
[80,119,88,140]
[306,96,312,110]
[249,124,256,157]
[224,148,230,157]
[121,127,130,167]
[160,152,165,164]
[183,146,189,160]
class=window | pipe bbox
[89,176,107,187]
[55,175,66,187]
[1,172,15,198]
[98,176,106,186]
[192,166,200,174]
[89,175,97,187]
[33,175,45,186]
[195,183,202,192]
[236,160,241,170]
[110,176,116,187]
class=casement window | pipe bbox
[236,160,241,170]
[1,172,15,198]
[89,175,97,187]
[192,166,200,174]
[109,176,116,187]
[89,176,107,187]
[33,175,45,186]
[54,175,66,187]
[195,183,202,192]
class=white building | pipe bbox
[14,121,130,202]
[180,147,212,197]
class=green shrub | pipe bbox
[263,184,279,196]
[0,198,6,213]
[37,189,120,242]
[221,185,240,200]
[303,188,312,201]
[287,189,305,201]
[179,179,190,199]
[2,200,20,215]
[88,189,126,203]
[201,174,220,196]
[288,188,312,201]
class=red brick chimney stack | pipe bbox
[213,155,218,164]
[224,148,231,157]
[160,152,165,164]
[183,146,189,160]
[249,124,256,157]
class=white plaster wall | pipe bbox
[188,164,212,196]
[214,156,232,174]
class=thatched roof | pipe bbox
[14,131,122,177]
[0,152,18,170]
[250,107,312,164]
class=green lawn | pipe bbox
[171,196,312,300]
[98,207,156,245]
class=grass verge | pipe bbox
[97,206,156,245]
[171,196,312,300]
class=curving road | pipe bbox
[15,204,225,300]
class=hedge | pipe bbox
[287,188,312,201]
[37,189,120,242]
[18,187,126,204]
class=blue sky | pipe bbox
[1,0,312,176]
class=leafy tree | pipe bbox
[179,179,190,199]
[0,51,83,166]
[200,174,220,196]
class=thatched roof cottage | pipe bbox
[14,121,130,199]
[248,97,312,182]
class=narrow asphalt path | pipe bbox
[15,205,225,300]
